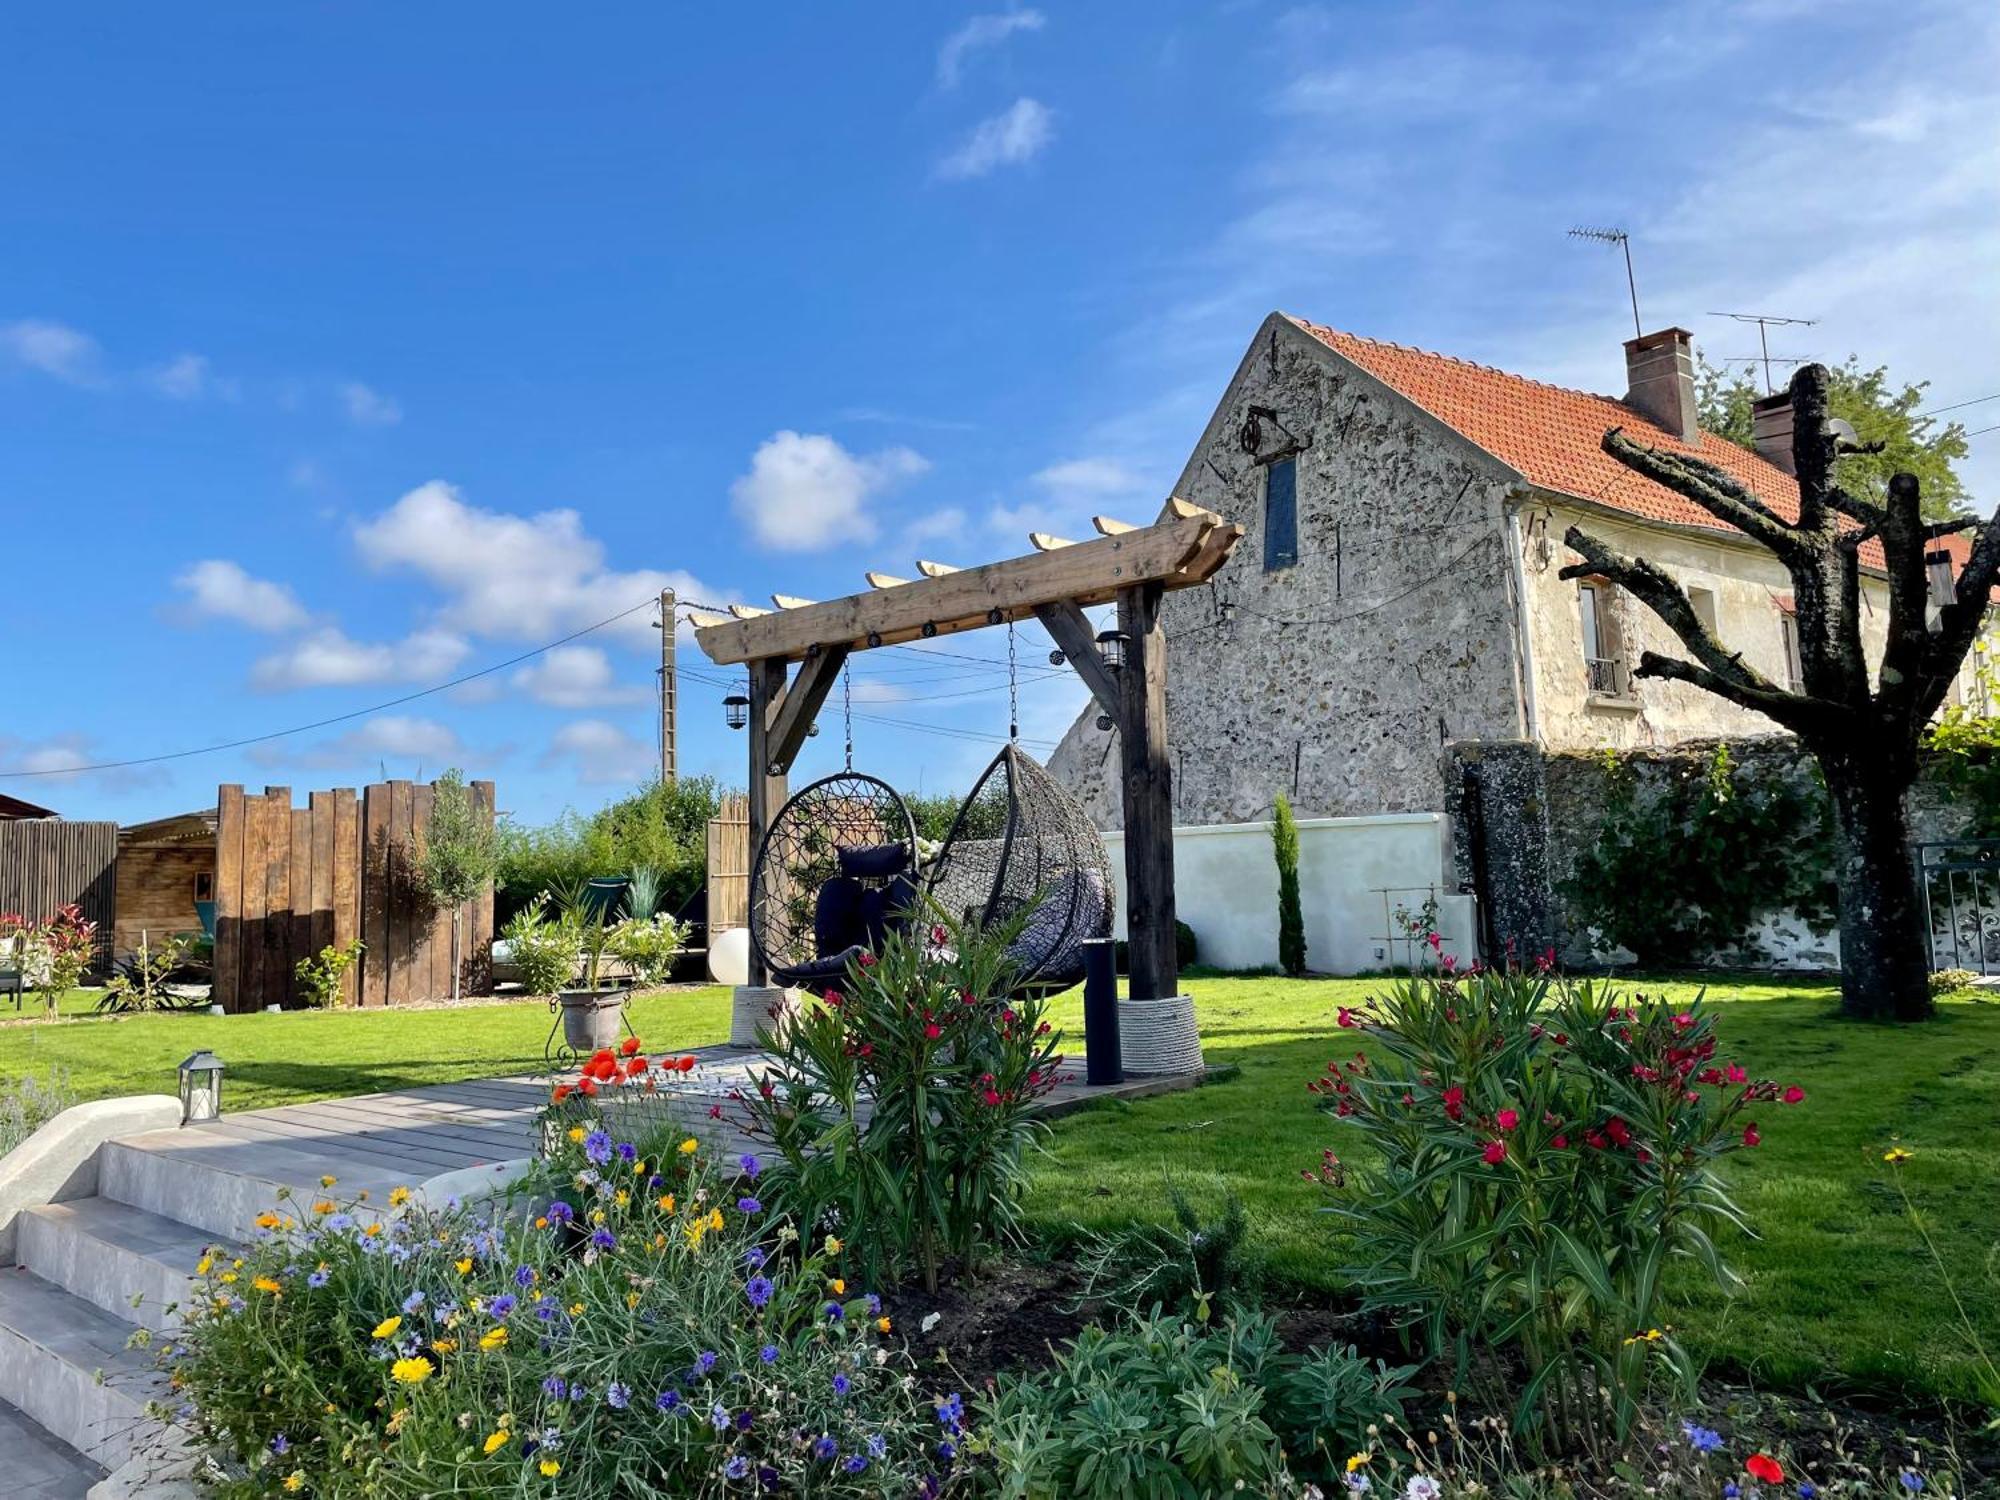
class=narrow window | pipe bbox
[1263,456,1298,572]
[1687,585,1719,639]
[1579,580,1623,696]
[195,872,215,903]
[1779,613,1804,694]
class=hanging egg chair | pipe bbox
[748,771,921,988]
[925,744,1114,995]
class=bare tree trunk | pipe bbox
[450,909,463,1005]
[1821,753,1933,1021]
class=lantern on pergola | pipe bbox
[178,1050,224,1125]
[723,693,750,731]
[1095,628,1129,672]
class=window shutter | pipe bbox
[1263,457,1298,571]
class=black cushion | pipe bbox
[814,877,867,959]
[838,842,910,880]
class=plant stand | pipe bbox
[1118,994,1203,1076]
[730,985,797,1049]
[546,986,633,1070]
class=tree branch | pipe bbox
[1914,502,2000,722]
[1630,652,1828,724]
[1826,485,1888,532]
[1601,428,1799,553]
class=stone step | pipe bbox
[18,1198,233,1334]
[0,1268,174,1472]
[97,1138,290,1243]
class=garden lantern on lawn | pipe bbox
[179,1050,224,1126]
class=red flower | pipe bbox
[1481,1139,1506,1165]
[675,1055,697,1073]
[1604,1117,1632,1148]
[1782,1085,1805,1104]
[1742,1122,1760,1147]
[1442,1086,1465,1121]
[1496,1108,1520,1132]
[552,1084,572,1102]
[619,1036,643,1056]
[1551,1134,1569,1149]
[1672,1012,1695,1031]
[577,1076,598,1097]
[1745,1455,1784,1485]
[924,1023,942,1040]
[858,951,877,968]
[981,1089,1001,1107]
[1726,1063,1747,1084]
[1336,1007,1357,1029]
[708,1104,723,1119]
[931,924,948,945]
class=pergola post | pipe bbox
[743,656,789,988]
[1117,580,1177,1000]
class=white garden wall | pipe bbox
[1103,812,1478,975]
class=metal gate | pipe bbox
[1917,839,2000,974]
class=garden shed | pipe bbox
[116,807,220,959]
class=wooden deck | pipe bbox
[124,1044,1213,1203]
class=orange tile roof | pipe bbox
[1289,317,1882,567]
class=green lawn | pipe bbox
[3,973,1995,1407]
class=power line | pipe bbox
[0,595,661,779]
[1920,393,2000,419]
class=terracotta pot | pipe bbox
[558,986,630,1051]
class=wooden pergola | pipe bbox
[692,499,1242,1001]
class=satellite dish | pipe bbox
[1824,416,1861,450]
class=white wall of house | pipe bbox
[1103,812,1478,974]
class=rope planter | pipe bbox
[1117,994,1203,1076]
[730,986,798,1049]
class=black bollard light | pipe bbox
[1082,938,1122,1086]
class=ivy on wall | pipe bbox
[1560,743,1838,966]
[1923,661,2000,837]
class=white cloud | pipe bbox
[256,715,464,771]
[937,9,1045,88]
[905,505,969,545]
[340,380,402,427]
[541,719,655,786]
[729,432,929,551]
[1032,457,1146,499]
[0,733,166,790]
[250,626,469,692]
[936,98,1055,181]
[1,319,103,386]
[150,353,239,402]
[174,559,312,632]
[512,646,646,708]
[352,480,717,646]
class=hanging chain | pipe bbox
[1007,621,1019,744]
[842,658,854,770]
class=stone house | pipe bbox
[1050,313,1976,831]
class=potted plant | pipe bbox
[554,879,628,1051]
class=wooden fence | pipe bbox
[0,820,118,965]
[706,794,749,936]
[214,780,494,1012]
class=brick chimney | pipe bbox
[1622,327,1699,443]
[1751,391,1795,474]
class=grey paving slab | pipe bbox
[0,1398,105,1497]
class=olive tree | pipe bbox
[416,770,498,1003]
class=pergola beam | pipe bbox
[696,505,1239,666]
[765,645,849,774]
[1033,601,1121,720]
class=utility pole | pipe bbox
[658,588,678,784]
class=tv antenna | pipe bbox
[1710,311,1817,394]
[1568,226,1641,338]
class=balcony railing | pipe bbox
[1585,656,1626,697]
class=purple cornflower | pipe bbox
[270,1434,290,1455]
[709,1401,730,1431]
[743,1246,766,1271]
[307,1269,330,1288]
[814,1436,838,1460]
[935,1392,964,1432]
[542,1376,568,1399]
[825,1301,844,1322]
[535,1296,558,1320]
[1900,1476,1925,1494]
[735,1409,754,1432]
[513,1265,536,1288]
[843,1455,868,1475]
[739,1153,761,1179]
[583,1130,612,1166]
[745,1275,773,1308]
[615,1141,637,1162]
[725,1456,750,1480]
[832,1373,851,1397]
[401,1290,426,1315]
[546,1201,574,1225]
[759,1344,779,1364]
[489,1294,517,1318]
[1681,1422,1723,1454]
[655,1389,682,1413]
[737,1196,762,1215]
[865,1293,882,1317]
[605,1382,630,1410]
[590,1226,617,1251]
[694,1349,718,1375]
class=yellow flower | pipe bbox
[678,1137,698,1155]
[430,1338,458,1354]
[614,1189,629,1208]
[372,1316,402,1340]
[876,1316,892,1333]
[829,1278,846,1295]
[219,1271,239,1285]
[1622,1328,1664,1346]
[388,1186,412,1207]
[538,1459,561,1477]
[255,1211,282,1230]
[253,1276,283,1295]
[1347,1453,1372,1474]
[632,1159,647,1176]
[657,1193,676,1214]
[195,1255,213,1276]
[312,1200,336,1215]
[626,1291,641,1310]
[390,1356,434,1385]
[568,1127,587,1143]
[283,1474,305,1493]
[479,1327,508,1351]
[1884,1146,1913,1164]
[706,1208,724,1231]
[567,1302,584,1317]
[483,1429,510,1455]
[362,1223,383,1238]
[455,1257,473,1275]
[319,1175,337,1189]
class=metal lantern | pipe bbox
[1096,628,1129,671]
[723,693,750,731]
[179,1050,224,1126]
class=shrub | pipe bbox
[1072,1185,1253,1320]
[0,1068,73,1157]
[9,904,97,1006]
[293,940,365,1009]
[496,777,723,923]
[606,913,688,987]
[1272,794,1306,976]
[736,913,1064,1292]
[168,1043,974,1498]
[1306,967,1805,1454]
[501,898,581,995]
[974,1310,1414,1496]
[101,931,193,1012]
[1929,966,1981,998]
[416,769,499,1003]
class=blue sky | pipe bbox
[4,1,1995,826]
